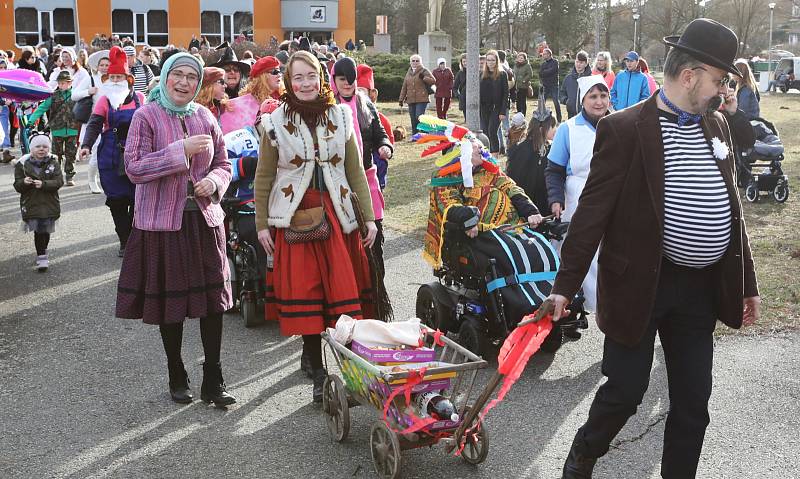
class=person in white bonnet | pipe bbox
[544,74,610,314]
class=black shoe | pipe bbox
[312,368,327,403]
[300,352,313,378]
[563,328,582,340]
[200,362,237,407]
[562,438,597,479]
[167,361,193,404]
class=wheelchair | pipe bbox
[416,217,589,358]
[222,197,266,328]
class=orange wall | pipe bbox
[76,0,111,45]
[334,0,355,44]
[253,0,283,44]
[1,0,16,54]
[168,0,200,49]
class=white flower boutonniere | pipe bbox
[711,137,729,161]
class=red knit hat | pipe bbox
[107,46,129,76]
[356,64,374,90]
[250,56,281,78]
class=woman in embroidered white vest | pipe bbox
[254,51,377,403]
[545,75,610,316]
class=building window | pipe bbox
[14,7,76,47]
[112,9,169,47]
[202,11,253,46]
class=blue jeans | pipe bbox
[0,106,11,148]
[408,102,428,134]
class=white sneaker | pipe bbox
[36,254,49,272]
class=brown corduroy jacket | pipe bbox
[399,67,436,104]
[552,93,759,347]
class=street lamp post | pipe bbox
[769,2,776,88]
[632,8,640,52]
[508,18,514,51]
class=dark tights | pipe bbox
[159,313,224,366]
[302,334,323,370]
[106,198,134,247]
[34,232,50,255]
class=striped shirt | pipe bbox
[131,63,154,94]
[660,112,731,268]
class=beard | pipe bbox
[688,81,723,115]
[100,81,131,109]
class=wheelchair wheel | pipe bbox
[458,315,486,357]
[241,296,260,328]
[774,182,789,203]
[745,183,759,203]
[226,256,239,312]
[415,284,449,331]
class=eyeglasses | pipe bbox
[169,71,200,84]
[269,69,282,76]
[410,59,420,63]
[215,79,225,85]
[224,66,239,73]
[691,67,731,88]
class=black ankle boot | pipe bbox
[200,362,237,406]
[562,438,597,479]
[167,361,193,404]
[312,368,327,403]
[300,351,313,378]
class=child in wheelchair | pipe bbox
[417,133,587,356]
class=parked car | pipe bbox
[774,57,800,93]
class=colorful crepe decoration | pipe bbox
[413,115,499,188]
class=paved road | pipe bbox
[1,161,798,479]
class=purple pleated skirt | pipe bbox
[116,210,232,325]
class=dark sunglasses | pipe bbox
[215,79,225,85]
[269,69,282,76]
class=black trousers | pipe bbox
[106,197,134,247]
[479,107,501,153]
[516,92,528,116]
[573,259,717,478]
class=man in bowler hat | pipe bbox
[549,19,760,478]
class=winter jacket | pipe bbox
[540,58,559,88]
[512,61,534,90]
[453,69,467,111]
[13,154,64,221]
[479,71,509,113]
[506,139,549,215]
[610,70,651,110]
[433,67,455,99]
[736,86,760,120]
[29,88,78,137]
[559,67,593,117]
[399,67,436,104]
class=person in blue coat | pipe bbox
[610,51,651,110]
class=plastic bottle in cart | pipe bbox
[416,392,459,421]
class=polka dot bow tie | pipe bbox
[659,89,702,126]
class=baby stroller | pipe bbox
[416,217,588,358]
[222,197,266,327]
[737,117,790,203]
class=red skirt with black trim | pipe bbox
[265,189,374,336]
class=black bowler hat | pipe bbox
[664,18,742,77]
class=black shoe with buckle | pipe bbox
[167,361,193,404]
[201,362,237,407]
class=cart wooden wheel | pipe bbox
[459,407,490,465]
[370,421,402,479]
[322,375,350,442]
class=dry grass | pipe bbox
[378,95,799,333]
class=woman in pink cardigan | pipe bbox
[116,53,235,407]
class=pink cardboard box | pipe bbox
[378,378,452,396]
[351,340,436,363]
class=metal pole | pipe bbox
[594,0,601,55]
[466,0,480,131]
[633,18,638,52]
[769,4,775,86]
[508,19,514,52]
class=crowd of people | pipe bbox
[0,16,766,478]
